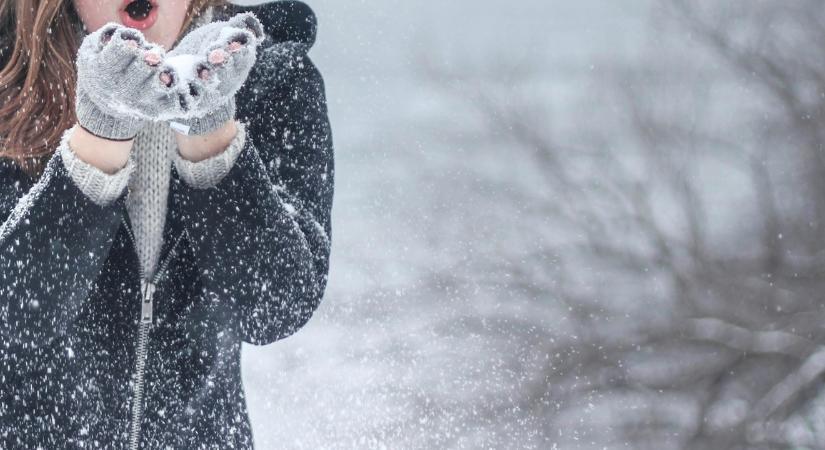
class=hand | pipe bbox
[74,24,191,140]
[162,12,265,136]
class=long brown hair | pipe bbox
[0,0,227,179]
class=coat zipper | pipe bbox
[121,206,186,450]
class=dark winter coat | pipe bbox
[0,1,334,448]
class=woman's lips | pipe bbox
[119,0,158,31]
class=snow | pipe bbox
[162,54,201,84]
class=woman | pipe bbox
[0,0,334,448]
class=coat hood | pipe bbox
[221,1,317,50]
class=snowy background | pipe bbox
[239,1,825,449]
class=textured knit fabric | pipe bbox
[60,121,246,278]
[74,6,256,140]
[75,10,264,141]
[75,26,165,140]
[57,126,136,206]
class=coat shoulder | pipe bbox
[230,2,326,118]
[223,1,318,49]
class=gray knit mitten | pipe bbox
[75,24,192,140]
[162,12,265,135]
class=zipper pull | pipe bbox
[140,279,156,324]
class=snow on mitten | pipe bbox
[162,12,265,136]
[75,24,191,140]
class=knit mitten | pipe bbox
[162,12,265,135]
[75,24,192,140]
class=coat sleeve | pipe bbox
[170,44,334,346]
[0,130,129,349]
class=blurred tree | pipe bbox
[422,1,825,448]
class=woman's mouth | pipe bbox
[120,0,158,31]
